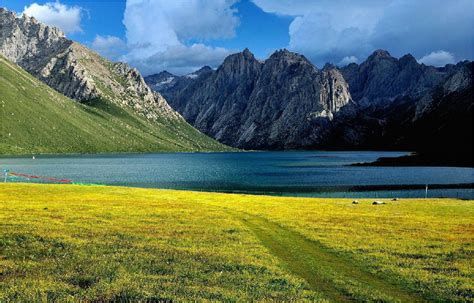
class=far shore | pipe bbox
[352,153,473,168]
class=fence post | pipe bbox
[3,169,9,183]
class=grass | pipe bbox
[0,183,472,302]
[0,56,229,155]
[241,214,425,302]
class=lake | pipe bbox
[1,151,473,199]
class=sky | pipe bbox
[1,0,473,75]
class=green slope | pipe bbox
[0,56,229,154]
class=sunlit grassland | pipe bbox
[0,183,472,302]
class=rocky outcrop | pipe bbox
[148,48,352,149]
[145,70,177,92]
[0,7,181,122]
[145,66,214,102]
[340,50,450,106]
[0,8,97,100]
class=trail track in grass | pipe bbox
[239,212,427,302]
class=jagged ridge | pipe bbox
[148,47,471,163]
[147,48,352,149]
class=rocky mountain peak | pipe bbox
[0,9,93,99]
[0,7,15,21]
[144,66,215,101]
[147,46,471,152]
[151,48,352,149]
[223,48,257,64]
[442,61,473,93]
[269,49,306,61]
[196,65,213,73]
[217,49,261,82]
[323,63,337,70]
[158,70,175,77]
[265,49,315,74]
[340,49,467,108]
[399,53,416,62]
[1,8,65,40]
[0,7,182,122]
[368,49,393,60]
[144,70,178,92]
[186,66,214,79]
[242,47,253,57]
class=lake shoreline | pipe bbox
[2,151,472,199]
[353,153,474,168]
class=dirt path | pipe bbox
[239,213,427,302]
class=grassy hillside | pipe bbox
[0,56,228,154]
[0,183,472,302]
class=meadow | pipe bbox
[0,183,472,302]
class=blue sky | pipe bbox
[1,0,473,75]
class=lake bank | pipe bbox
[1,151,473,199]
[353,152,473,168]
[0,183,472,301]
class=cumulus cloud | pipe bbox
[92,35,127,61]
[22,1,83,34]
[120,0,239,75]
[252,0,474,67]
[253,0,387,66]
[128,43,231,76]
[371,0,473,61]
[418,51,455,67]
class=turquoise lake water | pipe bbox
[1,151,473,199]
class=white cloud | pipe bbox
[22,1,83,34]
[252,0,474,66]
[129,43,231,76]
[121,0,239,75]
[92,35,127,61]
[338,56,359,66]
[252,0,388,66]
[418,51,455,67]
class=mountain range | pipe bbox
[146,49,473,165]
[0,7,471,165]
[0,8,227,154]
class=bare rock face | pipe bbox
[149,47,472,154]
[145,66,214,103]
[0,7,180,122]
[340,50,450,106]
[145,70,177,92]
[149,48,352,149]
[0,8,97,100]
[321,66,352,115]
[414,61,473,119]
